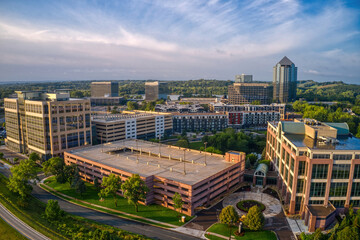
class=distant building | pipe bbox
[228,111,281,128]
[228,83,272,105]
[210,103,285,118]
[266,119,360,232]
[64,139,246,216]
[4,90,92,159]
[235,74,253,83]
[91,82,119,97]
[172,113,228,133]
[145,81,168,101]
[92,110,172,143]
[273,56,297,103]
[155,103,205,113]
[89,97,125,106]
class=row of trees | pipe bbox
[293,101,360,137]
[126,99,165,111]
[201,128,266,154]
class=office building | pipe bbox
[64,139,245,215]
[265,119,360,231]
[235,74,253,83]
[92,111,172,143]
[4,90,92,159]
[145,81,168,101]
[91,82,119,97]
[172,113,228,133]
[273,56,297,103]
[228,83,272,105]
[89,97,125,106]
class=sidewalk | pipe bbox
[286,217,308,235]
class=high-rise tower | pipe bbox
[273,56,297,103]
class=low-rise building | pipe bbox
[172,113,228,133]
[210,103,285,118]
[228,111,280,128]
[4,90,92,159]
[64,139,245,215]
[155,103,205,113]
[265,119,360,232]
[92,111,172,143]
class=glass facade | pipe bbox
[311,164,328,179]
[310,182,327,197]
[329,183,348,197]
[297,179,304,193]
[298,161,306,176]
[353,165,360,179]
[331,164,350,179]
[351,182,360,197]
[331,200,345,208]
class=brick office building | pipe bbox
[64,139,245,216]
[266,119,360,231]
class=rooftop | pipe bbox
[278,56,294,66]
[284,134,360,150]
[307,205,335,217]
[92,111,170,123]
[67,139,236,185]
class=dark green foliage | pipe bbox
[245,159,251,169]
[94,177,100,190]
[237,200,265,212]
[99,174,122,207]
[121,174,149,212]
[8,158,38,203]
[243,205,265,231]
[293,100,360,136]
[0,152,3,159]
[44,200,63,221]
[219,205,239,225]
[201,128,265,154]
[172,192,183,217]
[336,226,359,240]
[246,153,258,165]
[28,152,40,162]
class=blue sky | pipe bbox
[0,0,359,83]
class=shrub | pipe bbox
[219,205,239,225]
[45,200,63,221]
[243,205,265,231]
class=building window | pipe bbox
[309,200,324,205]
[353,165,360,179]
[311,164,328,179]
[349,200,360,207]
[329,183,348,197]
[295,196,302,211]
[351,182,360,197]
[290,157,295,172]
[333,154,352,160]
[298,161,306,176]
[313,154,330,159]
[331,200,345,208]
[331,164,350,179]
[297,179,304,194]
[310,182,327,197]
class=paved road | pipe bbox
[0,165,200,240]
[0,203,50,240]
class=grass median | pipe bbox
[0,216,27,240]
[206,223,277,240]
[44,176,193,226]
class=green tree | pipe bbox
[176,139,189,148]
[246,153,258,166]
[245,159,251,169]
[43,157,65,183]
[219,205,239,225]
[28,152,40,162]
[336,226,359,240]
[75,180,86,198]
[121,174,149,212]
[45,200,63,221]
[94,177,100,190]
[243,205,265,231]
[173,192,184,218]
[99,174,122,207]
[0,152,3,159]
[8,158,38,204]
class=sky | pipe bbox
[0,0,359,84]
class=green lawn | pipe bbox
[189,141,204,150]
[45,176,193,226]
[207,223,277,240]
[0,217,27,240]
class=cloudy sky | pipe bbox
[0,0,359,83]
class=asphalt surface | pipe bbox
[0,163,200,240]
[0,203,50,240]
